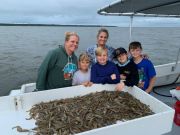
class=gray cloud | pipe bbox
[0,0,112,16]
[0,0,180,26]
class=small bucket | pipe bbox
[174,101,180,126]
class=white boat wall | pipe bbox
[0,84,175,135]
[154,61,180,87]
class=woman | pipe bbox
[86,28,115,65]
[36,32,79,91]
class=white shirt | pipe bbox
[72,69,91,85]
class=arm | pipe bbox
[36,50,56,90]
[145,60,156,93]
[108,65,120,84]
[145,76,156,93]
[90,65,109,84]
[72,72,78,85]
[81,81,93,87]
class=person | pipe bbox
[91,47,120,84]
[72,53,93,87]
[113,47,139,87]
[36,32,79,91]
[129,41,156,93]
[86,28,115,65]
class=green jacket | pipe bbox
[36,46,78,90]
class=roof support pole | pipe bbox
[129,15,133,42]
[172,48,180,71]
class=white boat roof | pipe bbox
[98,0,180,17]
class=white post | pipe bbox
[129,15,133,42]
[172,48,180,71]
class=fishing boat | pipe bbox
[1,0,180,134]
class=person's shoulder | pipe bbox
[108,61,116,66]
[86,45,96,51]
[129,59,136,65]
[49,47,67,59]
[50,47,63,53]
[46,48,59,57]
[141,58,155,68]
[91,62,99,68]
[74,70,80,75]
[106,45,115,51]
[128,60,137,68]
[142,58,153,64]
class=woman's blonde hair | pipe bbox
[65,32,79,41]
[95,47,108,56]
[79,53,91,62]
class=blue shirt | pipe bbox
[91,61,120,84]
[136,58,156,90]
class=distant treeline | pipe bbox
[0,23,117,27]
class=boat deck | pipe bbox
[151,83,180,135]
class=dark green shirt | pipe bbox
[36,46,78,90]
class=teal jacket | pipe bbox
[36,46,78,90]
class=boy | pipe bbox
[129,41,156,93]
[113,47,139,87]
[91,47,120,84]
[72,53,92,87]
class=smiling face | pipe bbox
[97,32,108,48]
[117,53,128,64]
[96,51,108,65]
[129,48,142,59]
[65,35,79,55]
[79,60,90,72]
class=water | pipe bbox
[0,26,180,96]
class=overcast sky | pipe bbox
[0,0,180,26]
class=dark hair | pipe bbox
[113,47,127,58]
[129,41,142,51]
[97,28,109,39]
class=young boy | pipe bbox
[72,53,93,87]
[113,47,139,87]
[129,41,156,93]
[91,47,120,84]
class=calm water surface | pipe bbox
[0,26,180,96]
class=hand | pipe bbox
[145,88,152,93]
[115,82,125,92]
[111,74,116,80]
[87,81,93,87]
[120,74,126,80]
[138,81,145,88]
[82,81,93,87]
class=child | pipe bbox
[91,47,121,84]
[129,41,156,93]
[113,47,139,87]
[72,53,93,87]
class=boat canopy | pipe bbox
[98,0,180,17]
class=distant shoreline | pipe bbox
[0,23,117,27]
